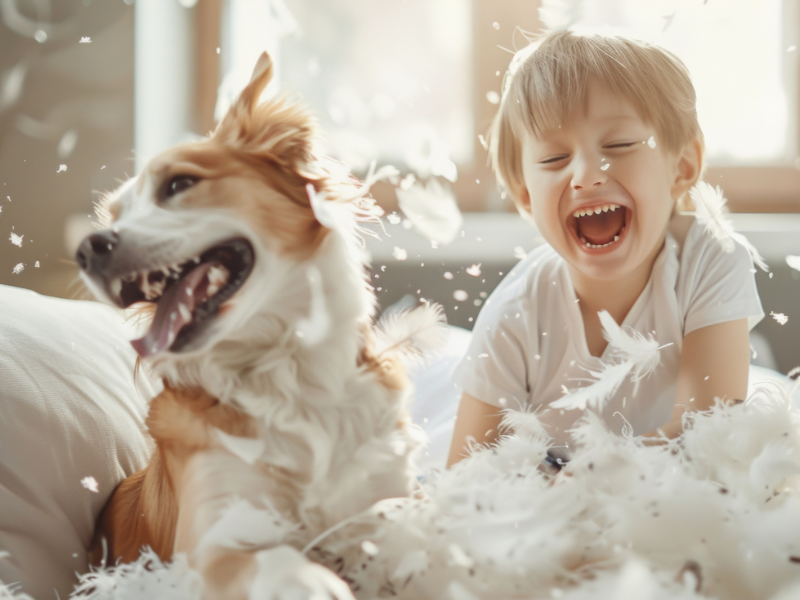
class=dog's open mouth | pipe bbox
[111,238,254,356]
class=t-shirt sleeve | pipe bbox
[452,288,534,410]
[680,221,764,335]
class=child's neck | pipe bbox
[569,241,664,357]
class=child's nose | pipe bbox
[571,154,608,190]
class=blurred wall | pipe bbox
[0,0,134,298]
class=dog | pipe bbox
[76,52,443,598]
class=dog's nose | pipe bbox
[76,230,119,275]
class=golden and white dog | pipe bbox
[76,53,442,598]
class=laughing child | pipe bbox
[447,31,763,466]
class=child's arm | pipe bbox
[447,392,504,467]
[643,318,750,440]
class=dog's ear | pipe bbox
[213,52,319,186]
[215,52,274,138]
[237,52,274,116]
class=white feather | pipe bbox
[538,0,585,33]
[391,549,428,583]
[690,182,768,272]
[598,310,662,387]
[550,310,662,411]
[373,303,448,363]
[0,579,33,600]
[71,548,203,599]
[499,407,552,442]
[395,178,463,245]
[550,361,634,411]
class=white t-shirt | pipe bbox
[453,217,764,446]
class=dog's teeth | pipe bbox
[110,279,122,298]
[140,272,153,299]
[150,279,166,298]
[207,265,229,287]
[185,287,193,297]
[193,256,201,264]
[178,303,192,322]
[207,283,219,296]
[614,235,619,241]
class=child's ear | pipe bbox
[516,187,533,218]
[671,138,703,201]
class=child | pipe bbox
[447,31,764,467]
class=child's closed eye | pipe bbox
[603,141,638,150]
[538,155,570,165]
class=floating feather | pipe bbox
[690,182,768,272]
[0,578,33,600]
[499,407,551,442]
[396,178,463,245]
[786,255,800,273]
[538,0,585,33]
[372,302,448,364]
[550,310,662,411]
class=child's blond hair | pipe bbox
[489,31,704,211]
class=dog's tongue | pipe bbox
[577,209,625,245]
[131,263,215,357]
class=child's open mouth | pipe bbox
[567,203,630,252]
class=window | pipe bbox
[208,0,800,211]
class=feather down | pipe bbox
[550,310,662,411]
[373,303,448,363]
[690,182,768,272]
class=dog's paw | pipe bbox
[250,546,354,600]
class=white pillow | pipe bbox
[0,285,154,599]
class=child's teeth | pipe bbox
[573,203,621,219]
[584,235,620,249]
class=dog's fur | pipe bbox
[79,53,440,598]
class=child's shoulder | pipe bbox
[669,212,757,284]
[669,212,729,260]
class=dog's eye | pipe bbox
[165,175,200,198]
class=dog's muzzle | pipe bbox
[76,230,120,280]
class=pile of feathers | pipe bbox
[13,378,798,600]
